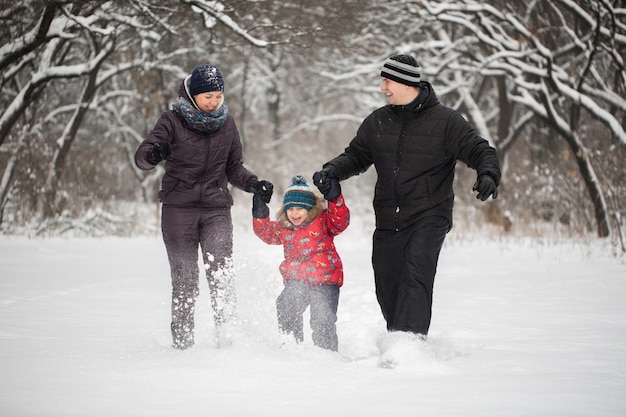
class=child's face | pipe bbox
[287,207,308,226]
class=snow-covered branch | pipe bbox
[0,38,113,147]
[0,2,58,71]
[182,0,271,47]
[416,0,626,146]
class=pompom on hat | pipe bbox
[188,64,225,96]
[283,174,317,211]
[380,54,421,87]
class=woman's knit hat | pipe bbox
[283,174,316,211]
[188,64,225,96]
[380,54,421,87]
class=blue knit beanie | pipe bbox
[188,64,225,96]
[283,174,316,211]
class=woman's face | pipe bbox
[194,91,223,112]
[287,207,308,226]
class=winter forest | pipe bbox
[1,0,624,246]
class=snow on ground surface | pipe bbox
[1,224,625,416]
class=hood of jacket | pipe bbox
[176,79,193,103]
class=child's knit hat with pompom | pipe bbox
[283,174,316,211]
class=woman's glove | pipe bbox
[249,179,274,203]
[149,142,171,164]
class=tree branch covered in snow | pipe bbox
[415,0,625,145]
[183,0,272,47]
[408,0,625,237]
[0,0,623,243]
[0,0,282,230]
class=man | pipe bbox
[313,54,501,338]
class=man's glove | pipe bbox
[472,175,498,201]
[312,168,341,201]
[249,179,273,204]
[149,142,171,164]
[252,192,270,218]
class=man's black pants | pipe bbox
[372,216,449,335]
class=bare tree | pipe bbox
[1,0,622,241]
[0,0,287,231]
[408,0,625,237]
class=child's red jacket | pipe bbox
[253,194,350,286]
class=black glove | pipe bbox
[249,179,273,204]
[472,175,498,201]
[312,168,341,201]
[149,142,171,164]
[252,192,270,218]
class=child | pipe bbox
[252,174,349,351]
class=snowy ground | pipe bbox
[1,222,625,416]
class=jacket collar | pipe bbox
[390,81,439,116]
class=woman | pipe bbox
[135,64,273,349]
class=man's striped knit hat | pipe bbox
[380,54,421,87]
[283,174,316,211]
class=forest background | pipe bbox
[1,0,624,253]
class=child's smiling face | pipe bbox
[287,207,308,226]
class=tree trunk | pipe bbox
[539,88,611,238]
[38,68,100,220]
[567,137,610,238]
[0,135,26,225]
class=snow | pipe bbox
[1,222,625,416]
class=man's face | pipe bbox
[380,77,417,105]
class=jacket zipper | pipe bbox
[393,102,424,231]
[393,114,409,232]
[199,135,211,204]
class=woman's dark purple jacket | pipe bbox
[134,82,257,208]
